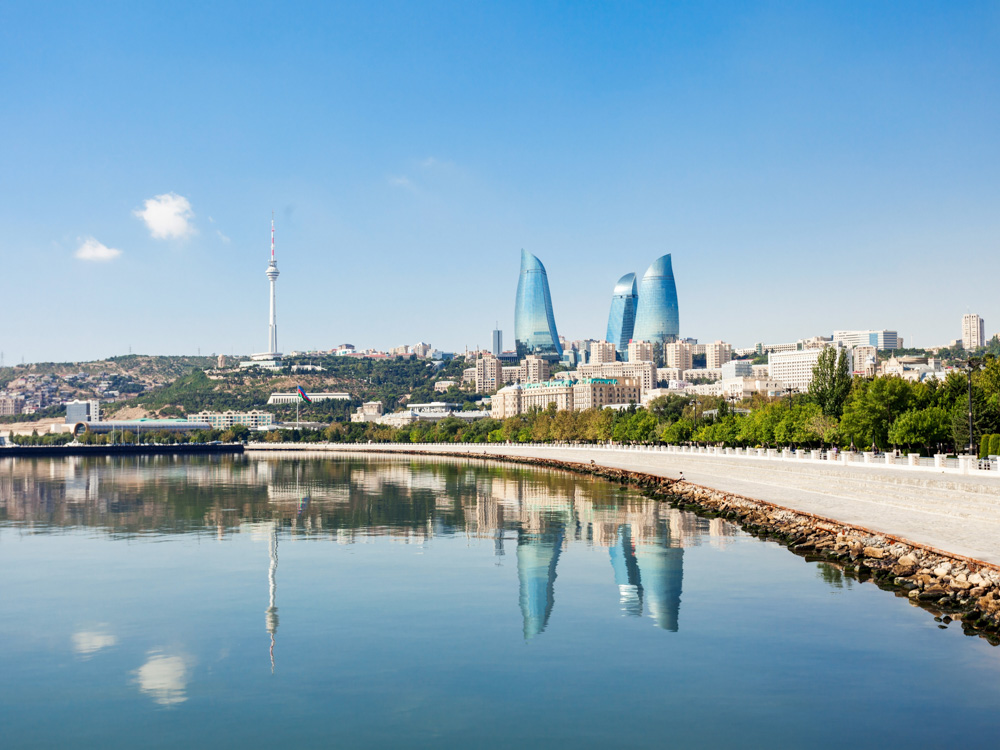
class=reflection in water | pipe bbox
[817,562,854,590]
[517,526,564,640]
[1,454,739,641]
[635,541,684,632]
[72,629,118,657]
[266,522,279,673]
[134,651,189,706]
[610,526,644,617]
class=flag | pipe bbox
[297,385,312,403]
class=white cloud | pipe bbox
[72,629,118,656]
[388,175,414,189]
[133,192,195,239]
[216,230,231,243]
[134,651,189,706]
[75,237,122,262]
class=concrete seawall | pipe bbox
[246,442,1000,567]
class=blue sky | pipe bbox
[2,1,998,362]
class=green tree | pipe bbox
[809,347,852,417]
[887,407,951,453]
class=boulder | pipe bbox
[933,562,953,577]
[864,546,886,559]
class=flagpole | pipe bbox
[296,400,300,428]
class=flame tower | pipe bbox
[266,217,280,355]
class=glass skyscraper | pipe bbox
[632,254,679,344]
[605,272,638,352]
[514,249,562,358]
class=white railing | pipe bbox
[245,440,998,476]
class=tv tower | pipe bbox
[266,214,280,355]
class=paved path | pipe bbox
[246,443,1000,566]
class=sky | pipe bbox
[1,0,999,363]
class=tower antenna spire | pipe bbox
[271,211,275,260]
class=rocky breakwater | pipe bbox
[637,476,1000,645]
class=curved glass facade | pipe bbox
[514,249,562,358]
[605,272,638,352]
[632,254,679,344]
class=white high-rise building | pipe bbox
[832,330,899,351]
[590,341,617,364]
[664,341,692,371]
[704,341,732,369]
[962,314,985,350]
[627,340,654,363]
[768,344,852,392]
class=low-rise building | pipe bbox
[434,380,458,393]
[491,377,640,418]
[577,360,656,394]
[351,401,385,423]
[657,367,682,383]
[879,356,948,382]
[0,394,26,417]
[188,410,274,430]
[267,392,350,405]
[716,377,786,400]
[682,368,722,382]
[721,360,753,379]
[65,399,100,424]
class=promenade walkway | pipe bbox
[246,442,1000,566]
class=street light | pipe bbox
[964,357,984,456]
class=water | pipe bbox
[2,454,999,748]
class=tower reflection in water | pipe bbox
[266,522,279,673]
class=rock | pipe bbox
[864,546,886,559]
[892,563,917,577]
[933,562,953,577]
[897,553,919,567]
[919,587,949,600]
[969,572,986,587]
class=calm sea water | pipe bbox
[2,454,999,748]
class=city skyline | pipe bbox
[3,2,999,362]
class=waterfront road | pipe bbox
[247,443,1000,566]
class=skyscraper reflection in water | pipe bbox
[609,522,683,631]
[634,534,683,632]
[609,525,644,617]
[516,526,564,640]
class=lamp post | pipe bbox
[965,357,983,456]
